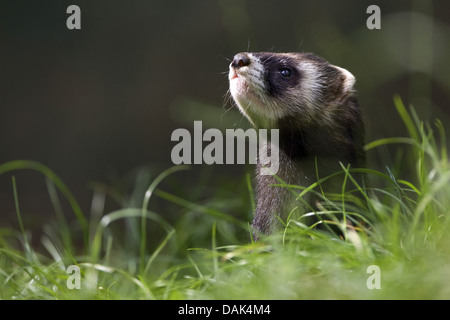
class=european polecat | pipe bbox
[228,52,365,239]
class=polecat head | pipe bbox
[228,52,356,129]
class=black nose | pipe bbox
[231,53,250,68]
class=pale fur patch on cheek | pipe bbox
[245,53,266,94]
[296,61,320,110]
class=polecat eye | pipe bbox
[280,68,292,77]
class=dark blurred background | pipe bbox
[1,0,449,229]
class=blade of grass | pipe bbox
[211,222,218,273]
[393,95,419,141]
[246,172,255,213]
[90,208,172,262]
[140,165,189,273]
[143,229,176,275]
[0,160,88,247]
[11,176,30,255]
[435,119,448,171]
[364,137,417,151]
[340,163,351,240]
[45,178,74,257]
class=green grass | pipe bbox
[1,96,450,299]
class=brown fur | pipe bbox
[228,52,365,239]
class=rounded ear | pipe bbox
[334,66,356,95]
